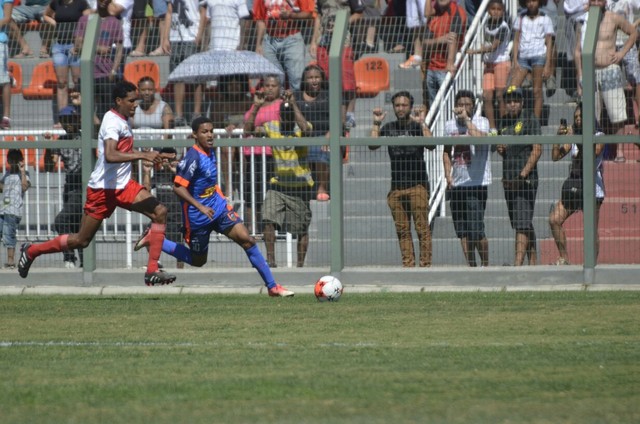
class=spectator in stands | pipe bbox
[351,0,382,59]
[141,147,184,268]
[48,105,83,268]
[496,86,542,266]
[509,0,554,119]
[398,0,426,69]
[18,81,177,286]
[549,103,605,265]
[167,0,202,127]
[74,12,123,122]
[575,0,637,137]
[209,74,253,202]
[134,116,295,296]
[0,0,14,129]
[295,64,330,201]
[423,0,467,108]
[311,0,361,130]
[606,0,640,161]
[97,0,134,66]
[242,74,281,234]
[379,0,408,54]
[132,76,174,134]
[262,95,314,268]
[196,0,249,52]
[130,0,170,57]
[369,91,435,267]
[253,0,314,91]
[466,0,511,131]
[10,0,51,58]
[44,0,92,119]
[443,90,491,267]
[563,0,588,99]
[0,149,30,270]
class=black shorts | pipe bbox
[449,185,488,241]
[504,182,538,231]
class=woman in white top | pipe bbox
[510,0,554,119]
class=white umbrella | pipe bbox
[168,50,285,83]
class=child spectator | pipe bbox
[509,0,554,119]
[0,149,31,269]
[10,0,51,58]
[466,0,511,130]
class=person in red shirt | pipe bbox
[253,0,315,91]
[423,0,466,107]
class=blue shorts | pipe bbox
[185,209,243,255]
[52,43,80,68]
[0,214,21,248]
[517,55,546,71]
[307,146,330,164]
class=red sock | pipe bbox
[146,223,166,273]
[29,234,67,258]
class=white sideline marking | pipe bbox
[0,341,196,348]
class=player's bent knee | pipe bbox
[191,256,207,267]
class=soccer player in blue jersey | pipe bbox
[134,116,294,297]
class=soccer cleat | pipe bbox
[18,243,34,278]
[144,270,177,286]
[268,284,295,297]
[398,55,422,69]
[134,223,151,251]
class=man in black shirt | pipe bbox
[370,91,435,267]
[496,86,542,266]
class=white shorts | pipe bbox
[0,43,10,85]
[596,64,627,125]
[406,0,427,28]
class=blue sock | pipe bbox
[162,239,192,265]
[245,244,276,289]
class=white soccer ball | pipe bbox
[314,275,343,302]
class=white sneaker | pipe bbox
[398,55,422,69]
[65,260,76,269]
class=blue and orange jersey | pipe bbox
[174,144,228,231]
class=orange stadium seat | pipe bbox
[8,61,23,95]
[22,60,57,100]
[354,57,390,97]
[124,60,160,89]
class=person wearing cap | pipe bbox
[496,85,542,266]
[48,105,83,268]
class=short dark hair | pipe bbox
[112,80,138,103]
[455,90,475,105]
[191,116,213,133]
[391,91,414,108]
[7,149,24,166]
[137,76,157,88]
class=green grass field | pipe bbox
[1,291,639,424]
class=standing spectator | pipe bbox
[44,0,92,118]
[563,0,588,98]
[262,96,314,268]
[496,86,542,266]
[398,0,426,69]
[48,105,83,268]
[9,0,51,58]
[0,0,15,129]
[132,76,174,133]
[167,0,202,127]
[369,91,435,267]
[575,0,637,136]
[606,0,640,161]
[0,149,30,269]
[549,103,605,265]
[130,0,171,56]
[196,0,249,51]
[134,116,295,296]
[466,0,511,131]
[242,74,281,234]
[509,0,554,119]
[253,0,314,91]
[311,0,361,129]
[442,90,491,267]
[295,63,330,201]
[74,12,124,122]
[18,81,177,286]
[423,0,467,108]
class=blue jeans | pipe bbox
[52,42,80,68]
[425,69,448,105]
[262,32,306,91]
[0,214,21,248]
